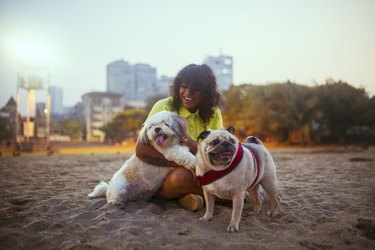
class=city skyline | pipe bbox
[1,0,374,109]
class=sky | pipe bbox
[1,0,374,110]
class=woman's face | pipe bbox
[179,82,203,113]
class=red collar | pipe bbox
[247,148,260,191]
[197,144,261,190]
[197,144,244,186]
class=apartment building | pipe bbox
[82,92,123,142]
[48,86,64,118]
[134,63,157,100]
[204,55,233,91]
[106,60,159,102]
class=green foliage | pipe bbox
[222,80,374,145]
[45,81,370,145]
[51,119,83,140]
[313,80,370,143]
[145,94,169,113]
[363,96,375,126]
[0,118,13,141]
[100,108,147,143]
[223,82,318,144]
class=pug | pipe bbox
[196,127,279,232]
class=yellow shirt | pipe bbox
[146,97,223,141]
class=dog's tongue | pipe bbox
[156,134,165,145]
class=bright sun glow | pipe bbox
[6,37,54,66]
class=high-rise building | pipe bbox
[156,75,172,95]
[107,60,135,100]
[48,86,64,118]
[204,55,233,91]
[134,63,157,100]
[106,60,158,103]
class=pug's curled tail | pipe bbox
[88,181,108,198]
[246,136,263,145]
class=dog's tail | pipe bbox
[246,136,263,145]
[88,181,108,198]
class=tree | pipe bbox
[51,119,83,141]
[278,83,319,145]
[223,82,321,145]
[62,120,83,140]
[100,109,147,143]
[313,80,370,143]
[145,94,169,113]
[0,118,13,142]
[222,80,374,145]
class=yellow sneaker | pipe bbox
[178,194,204,212]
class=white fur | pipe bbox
[196,129,279,232]
[88,111,197,204]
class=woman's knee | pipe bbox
[160,167,200,199]
[166,167,195,188]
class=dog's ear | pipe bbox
[170,115,188,139]
[198,130,211,141]
[227,126,235,134]
[139,126,150,144]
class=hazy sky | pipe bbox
[1,0,374,109]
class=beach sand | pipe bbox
[0,146,374,249]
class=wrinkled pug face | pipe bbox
[143,111,188,148]
[198,127,239,169]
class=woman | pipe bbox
[136,64,223,211]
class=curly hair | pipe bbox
[170,64,221,123]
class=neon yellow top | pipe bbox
[146,97,223,141]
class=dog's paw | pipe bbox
[187,164,196,173]
[186,158,197,170]
[225,225,239,233]
[199,215,212,222]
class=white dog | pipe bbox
[88,111,197,204]
[196,127,279,232]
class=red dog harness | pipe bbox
[197,144,260,190]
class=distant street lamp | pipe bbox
[45,94,52,154]
[10,39,53,154]
[15,63,50,153]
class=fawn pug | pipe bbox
[196,127,279,232]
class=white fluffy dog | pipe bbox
[88,111,197,204]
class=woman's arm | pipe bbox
[135,137,197,167]
[135,138,179,167]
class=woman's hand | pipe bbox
[179,136,197,155]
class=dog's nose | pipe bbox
[155,127,161,133]
[222,141,230,147]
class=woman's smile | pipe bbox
[179,83,203,113]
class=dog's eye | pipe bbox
[211,139,220,146]
[229,139,236,144]
[160,121,170,127]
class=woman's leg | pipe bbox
[159,167,202,199]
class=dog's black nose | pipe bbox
[155,127,161,133]
[222,141,230,147]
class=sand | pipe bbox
[0,146,374,249]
